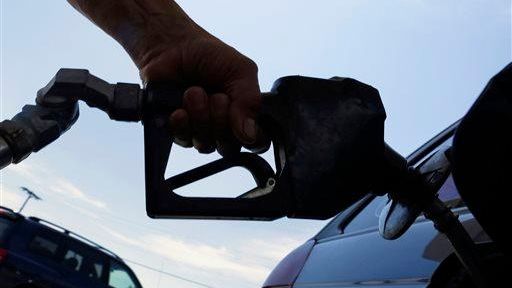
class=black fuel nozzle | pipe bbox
[36,68,145,122]
[143,75,387,220]
[0,68,144,169]
[0,97,79,167]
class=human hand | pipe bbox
[68,0,266,155]
[140,33,264,155]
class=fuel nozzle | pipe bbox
[36,68,144,122]
[0,68,146,169]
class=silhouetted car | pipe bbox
[263,122,498,288]
[0,207,142,288]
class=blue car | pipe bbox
[0,207,142,288]
[263,122,502,288]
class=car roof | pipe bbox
[27,216,123,261]
[1,206,123,263]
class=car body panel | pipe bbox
[294,211,487,288]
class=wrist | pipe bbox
[123,20,201,70]
[68,0,202,69]
[112,3,202,69]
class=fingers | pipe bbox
[226,62,270,153]
[183,87,215,154]
[169,109,192,148]
[229,103,269,153]
[170,81,269,156]
[170,88,242,156]
[210,93,241,156]
[226,61,261,145]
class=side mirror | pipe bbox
[144,76,387,220]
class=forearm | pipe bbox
[67,0,201,68]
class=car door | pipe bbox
[292,129,489,288]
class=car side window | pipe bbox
[437,174,464,209]
[109,260,139,288]
[28,234,60,258]
[86,259,106,281]
[59,240,108,283]
[414,136,465,209]
[314,195,373,240]
[62,249,84,272]
[342,195,388,234]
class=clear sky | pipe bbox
[1,1,510,287]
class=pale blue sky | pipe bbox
[0,1,510,288]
